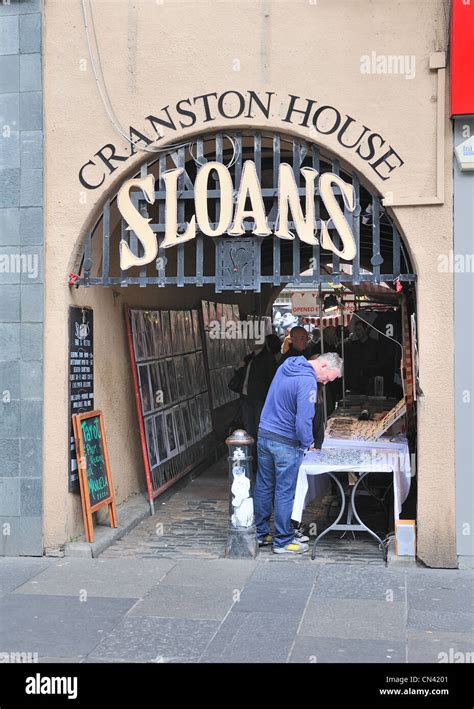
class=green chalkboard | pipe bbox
[80,414,111,508]
[73,410,117,543]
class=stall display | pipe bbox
[201,300,250,409]
[293,436,412,562]
[325,399,406,441]
[127,307,213,501]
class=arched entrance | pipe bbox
[71,130,417,560]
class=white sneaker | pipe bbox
[293,529,310,543]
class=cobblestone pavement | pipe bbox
[102,459,229,560]
[103,456,386,564]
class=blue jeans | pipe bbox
[254,436,305,548]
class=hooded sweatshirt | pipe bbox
[258,356,317,449]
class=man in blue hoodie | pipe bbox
[254,351,343,554]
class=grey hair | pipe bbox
[311,351,343,376]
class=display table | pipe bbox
[291,436,412,561]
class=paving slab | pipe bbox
[87,616,219,663]
[289,635,406,663]
[13,558,176,598]
[232,582,311,617]
[407,607,474,634]
[407,629,474,663]
[406,568,474,587]
[158,558,257,588]
[312,563,406,601]
[407,585,474,615]
[0,557,53,594]
[300,597,406,640]
[0,594,136,658]
[130,584,235,621]
[249,560,316,587]
[200,610,301,663]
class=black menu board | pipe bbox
[68,306,94,492]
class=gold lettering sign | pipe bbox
[118,160,357,270]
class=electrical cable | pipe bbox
[82,0,240,168]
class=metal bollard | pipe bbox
[224,429,258,559]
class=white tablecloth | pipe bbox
[291,435,411,523]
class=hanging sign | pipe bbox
[291,292,319,315]
[72,410,118,543]
[117,160,357,270]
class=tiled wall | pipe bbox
[0,0,43,555]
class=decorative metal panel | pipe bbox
[215,237,260,292]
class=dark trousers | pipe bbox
[240,395,264,440]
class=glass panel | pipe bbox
[143,311,155,358]
[145,416,158,468]
[189,397,201,441]
[193,309,202,349]
[161,311,172,355]
[181,401,193,443]
[174,405,186,450]
[138,364,152,415]
[166,358,178,403]
[170,311,179,354]
[174,357,187,399]
[157,360,169,405]
[165,410,178,455]
[154,412,168,462]
[151,310,162,358]
[148,362,161,410]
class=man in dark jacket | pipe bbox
[240,334,281,441]
[345,321,380,393]
[254,352,343,554]
[279,326,313,364]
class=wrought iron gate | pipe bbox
[76,131,416,291]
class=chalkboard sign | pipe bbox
[72,410,117,543]
[68,306,94,492]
